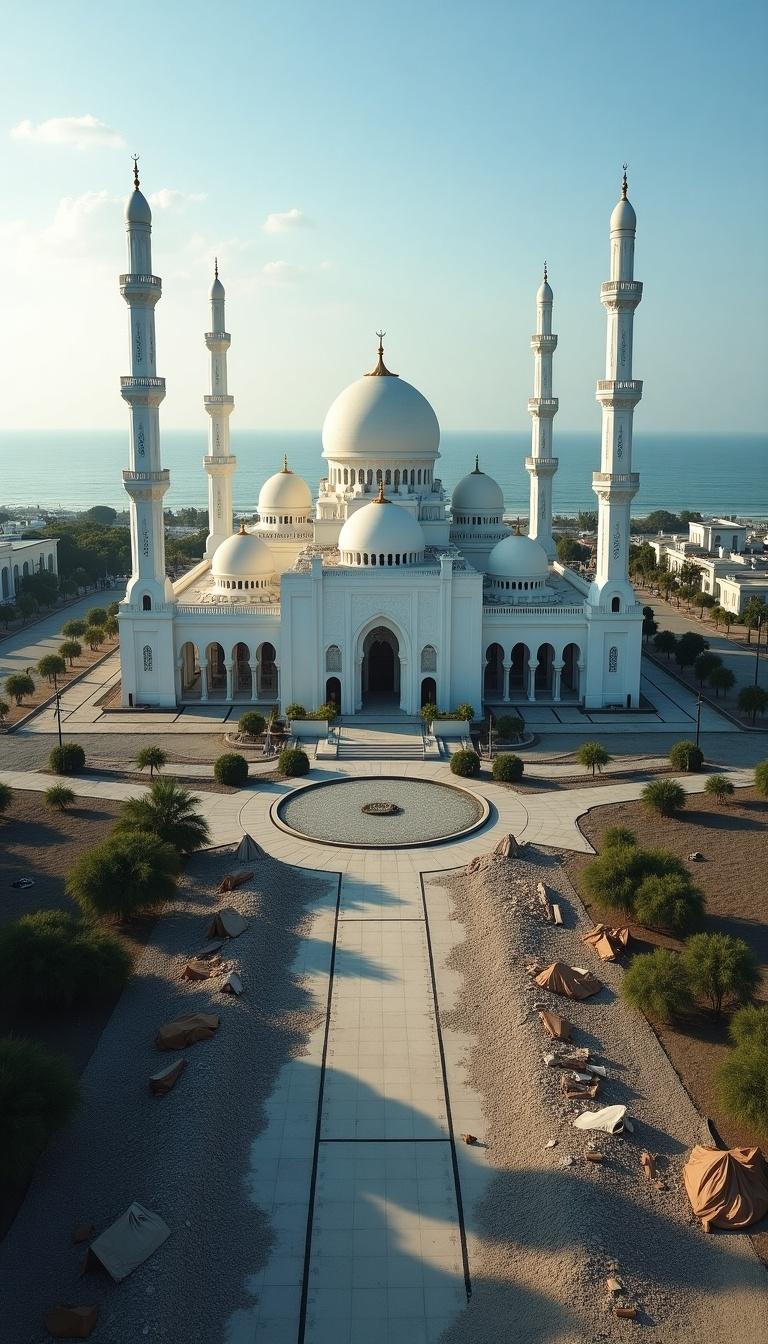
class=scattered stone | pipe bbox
[545,1139,558,1149]
[461,1133,478,1145]
[606,1276,625,1294]
[688,851,704,862]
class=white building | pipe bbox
[650,519,768,615]
[118,167,645,715]
[0,534,59,603]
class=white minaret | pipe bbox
[120,158,174,608]
[588,167,643,608]
[203,260,236,558]
[526,264,559,558]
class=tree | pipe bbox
[692,592,715,620]
[278,747,310,778]
[21,570,58,607]
[115,778,210,853]
[0,1038,80,1186]
[5,672,35,705]
[693,651,721,686]
[653,630,677,660]
[709,667,735,698]
[0,911,130,1010]
[492,753,524,783]
[84,505,117,525]
[66,831,179,920]
[16,592,38,619]
[682,932,760,1017]
[742,597,767,644]
[577,511,597,532]
[641,779,686,817]
[37,653,66,684]
[705,775,735,804]
[86,627,105,652]
[716,1039,768,1134]
[449,749,481,778]
[633,872,704,934]
[576,741,610,777]
[60,639,82,666]
[104,615,119,639]
[285,703,307,720]
[135,746,168,778]
[238,711,266,739]
[86,606,108,627]
[214,752,250,786]
[642,608,658,642]
[49,742,85,775]
[0,699,8,726]
[0,781,12,816]
[668,740,704,772]
[107,600,119,617]
[556,537,588,566]
[710,605,727,630]
[621,949,693,1022]
[737,685,768,724]
[44,784,76,810]
[0,603,17,628]
[61,619,86,639]
[755,760,768,798]
[674,631,708,670]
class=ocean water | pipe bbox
[0,429,766,520]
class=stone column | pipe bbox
[249,661,259,702]
[355,656,363,711]
[527,659,537,702]
[199,664,208,703]
[174,659,183,703]
[225,659,234,701]
[502,660,512,704]
[552,661,564,704]
[399,657,409,713]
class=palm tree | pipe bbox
[737,686,768,724]
[37,653,66,684]
[5,672,35,706]
[135,746,168,779]
[641,779,686,818]
[576,741,611,777]
[115,778,210,853]
[60,639,82,666]
[708,666,735,698]
[0,699,8,726]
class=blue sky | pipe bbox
[1,0,766,432]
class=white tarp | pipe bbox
[235,833,266,862]
[572,1105,629,1135]
[86,1203,170,1282]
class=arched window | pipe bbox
[421,645,437,673]
[358,469,364,484]
[611,595,621,612]
[376,469,382,485]
[142,595,152,611]
[394,470,400,488]
[385,469,391,484]
[142,644,153,671]
[609,646,618,673]
[326,645,341,673]
[417,469,422,485]
[47,554,54,571]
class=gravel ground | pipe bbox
[431,849,766,1344]
[0,848,332,1342]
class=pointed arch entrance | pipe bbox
[362,626,400,706]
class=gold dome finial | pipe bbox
[621,164,628,199]
[132,154,140,190]
[238,519,246,535]
[282,454,289,473]
[375,479,387,503]
[514,516,522,536]
[366,330,398,378]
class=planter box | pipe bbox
[432,719,470,739]
[290,719,330,739]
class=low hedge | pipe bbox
[214,753,249,786]
[238,712,265,739]
[492,753,524,783]
[279,748,310,777]
[0,1037,80,1186]
[49,742,85,775]
[495,714,524,741]
[0,911,131,1010]
[450,749,481,778]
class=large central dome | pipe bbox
[322,341,440,467]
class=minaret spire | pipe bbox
[588,170,644,680]
[525,264,559,558]
[203,260,236,558]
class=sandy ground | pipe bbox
[430,848,766,1344]
[0,847,332,1342]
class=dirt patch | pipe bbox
[563,786,768,1265]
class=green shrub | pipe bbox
[0,1037,80,1186]
[668,740,704,772]
[728,1003,768,1051]
[0,911,130,1010]
[0,782,12,816]
[495,714,524,741]
[709,666,735,698]
[420,702,437,725]
[66,831,179,920]
[682,932,760,1017]
[492,753,524,783]
[576,741,610,776]
[238,711,266,738]
[37,653,66,683]
[693,652,721,686]
[5,672,35,705]
[0,698,8,725]
[621,949,693,1022]
[285,703,307,720]
[214,753,249,787]
[279,747,310,777]
[633,872,705,934]
[59,639,82,666]
[737,686,768,723]
[582,845,688,915]
[755,760,768,798]
[86,606,108,627]
[450,749,481,778]
[44,784,76,811]
[455,703,475,721]
[603,826,637,850]
[641,778,686,817]
[716,1041,768,1134]
[705,774,735,803]
[115,779,210,852]
[49,742,85,775]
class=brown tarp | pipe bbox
[155,1013,220,1051]
[84,1204,170,1282]
[683,1145,768,1232]
[235,833,266,862]
[216,872,253,895]
[538,1010,572,1042]
[492,834,520,859]
[534,962,603,1000]
[207,908,249,938]
[44,1304,98,1338]
[560,1074,600,1100]
[181,956,225,980]
[582,924,631,962]
[149,1059,187,1095]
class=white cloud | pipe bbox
[263,207,309,234]
[10,114,125,150]
[260,260,303,284]
[149,188,207,212]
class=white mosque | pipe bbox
[118,163,645,717]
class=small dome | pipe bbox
[210,275,225,301]
[212,527,274,580]
[322,348,440,465]
[452,461,504,514]
[610,195,636,233]
[338,493,426,566]
[126,187,152,225]
[258,461,312,515]
[487,532,549,579]
[537,278,553,303]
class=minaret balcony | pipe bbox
[120,375,166,404]
[204,394,235,408]
[596,379,643,405]
[525,456,559,473]
[527,397,559,415]
[122,468,170,499]
[203,454,237,472]
[119,274,162,302]
[205,331,232,349]
[530,334,558,353]
[592,470,639,498]
[600,280,643,307]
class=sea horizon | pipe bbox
[1,428,766,521]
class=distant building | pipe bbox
[0,535,59,602]
[650,520,768,614]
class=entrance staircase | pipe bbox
[335,720,427,761]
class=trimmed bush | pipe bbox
[705,774,735,803]
[492,753,524,783]
[5,672,35,705]
[135,746,168,778]
[668,740,704,772]
[450,749,481,778]
[0,781,11,816]
[115,779,211,853]
[214,753,249,787]
[285,703,307,720]
[603,826,637,850]
[59,639,82,666]
[44,784,76,811]
[455,704,475,722]
[0,1037,80,1186]
[495,714,524,741]
[238,711,266,739]
[576,741,610,776]
[621,949,693,1022]
[755,760,768,798]
[682,932,760,1017]
[86,606,108,627]
[633,872,705,934]
[66,831,179,920]
[641,778,686,817]
[49,742,86,775]
[728,1003,768,1052]
[61,619,86,639]
[582,845,689,916]
[279,747,310,777]
[0,911,130,1010]
[716,1041,768,1135]
[420,702,437,725]
[37,653,66,683]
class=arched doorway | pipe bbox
[535,643,555,696]
[483,643,504,699]
[179,642,200,699]
[510,643,529,697]
[206,642,226,697]
[257,642,277,699]
[325,676,341,708]
[562,643,581,699]
[233,642,252,698]
[362,626,400,706]
[421,676,436,707]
